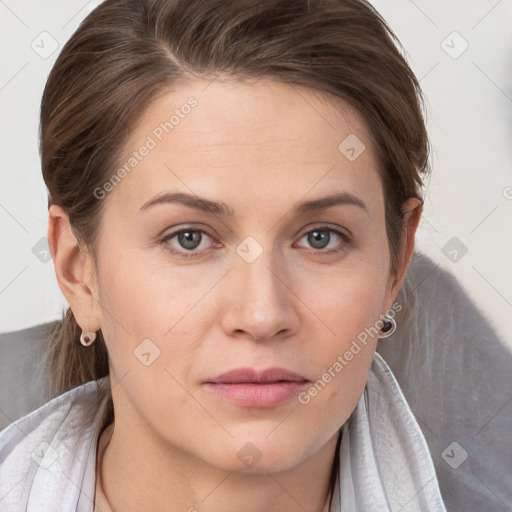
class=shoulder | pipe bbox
[0,377,110,512]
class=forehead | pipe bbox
[111,77,382,213]
[135,77,373,153]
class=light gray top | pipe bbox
[0,352,446,512]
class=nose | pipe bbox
[219,244,300,343]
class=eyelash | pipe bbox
[159,226,352,259]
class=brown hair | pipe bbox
[41,0,430,500]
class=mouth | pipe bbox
[203,367,310,408]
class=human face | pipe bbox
[91,77,399,473]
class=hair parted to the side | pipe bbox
[41,0,430,404]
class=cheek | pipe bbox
[295,254,389,423]
[298,247,388,346]
[94,245,217,379]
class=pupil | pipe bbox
[309,230,330,249]
[179,231,201,250]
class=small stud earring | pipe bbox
[378,315,397,339]
[80,331,97,347]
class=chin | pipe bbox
[196,433,316,474]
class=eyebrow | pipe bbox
[139,191,368,215]
[140,192,236,215]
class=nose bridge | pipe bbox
[223,236,296,340]
[243,252,282,315]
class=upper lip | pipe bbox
[205,367,309,384]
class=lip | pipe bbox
[203,367,309,408]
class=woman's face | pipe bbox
[84,78,408,472]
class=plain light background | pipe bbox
[1,0,511,349]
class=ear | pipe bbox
[48,204,102,333]
[384,197,423,308]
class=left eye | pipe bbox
[295,227,348,252]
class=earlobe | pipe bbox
[48,204,101,333]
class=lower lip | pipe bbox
[204,381,308,407]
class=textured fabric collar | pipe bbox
[334,353,446,511]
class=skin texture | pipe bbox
[49,78,422,512]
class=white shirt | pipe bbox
[0,352,446,511]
